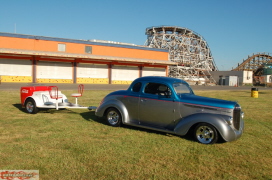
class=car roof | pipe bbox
[133,76,187,84]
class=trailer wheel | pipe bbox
[25,98,38,114]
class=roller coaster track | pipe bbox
[145,26,217,84]
[232,53,272,72]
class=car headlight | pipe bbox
[225,117,233,125]
[241,112,244,119]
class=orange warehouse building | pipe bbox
[0,32,176,84]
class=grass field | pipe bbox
[0,89,271,180]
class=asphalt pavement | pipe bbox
[0,82,270,91]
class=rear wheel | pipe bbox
[194,123,218,144]
[106,108,122,127]
[25,98,38,114]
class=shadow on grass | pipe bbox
[14,104,225,144]
[13,103,80,114]
[80,111,106,123]
[237,91,271,97]
[13,104,25,113]
[42,109,80,114]
[258,91,271,94]
[79,111,200,143]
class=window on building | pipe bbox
[85,46,92,54]
[58,44,66,52]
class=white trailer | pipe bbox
[20,84,96,114]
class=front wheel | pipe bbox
[106,108,122,127]
[194,123,218,144]
[25,98,38,114]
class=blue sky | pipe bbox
[1,0,271,70]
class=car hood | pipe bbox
[106,90,128,96]
[179,94,237,109]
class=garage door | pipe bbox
[142,67,166,77]
[77,63,108,84]
[0,58,32,82]
[112,65,139,84]
[36,61,73,83]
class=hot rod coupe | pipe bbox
[95,76,244,144]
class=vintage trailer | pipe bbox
[20,84,96,114]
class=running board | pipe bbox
[124,122,174,134]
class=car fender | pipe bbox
[174,113,236,142]
[95,99,129,124]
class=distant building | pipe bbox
[0,32,176,84]
[210,71,253,86]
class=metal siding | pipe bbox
[112,65,139,81]
[0,59,32,76]
[77,63,108,78]
[0,49,175,66]
[142,67,166,76]
[0,32,168,52]
[37,61,72,79]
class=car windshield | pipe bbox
[173,83,192,95]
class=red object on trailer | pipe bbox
[71,84,84,105]
[20,84,96,114]
[20,86,50,107]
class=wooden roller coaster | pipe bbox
[145,26,217,85]
[232,53,272,85]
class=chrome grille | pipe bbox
[233,104,241,130]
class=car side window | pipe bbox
[144,83,171,98]
[132,82,142,92]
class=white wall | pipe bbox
[77,63,108,78]
[210,71,253,85]
[0,59,32,76]
[37,61,72,79]
[142,67,166,76]
[112,65,139,81]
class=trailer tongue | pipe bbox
[20,84,96,114]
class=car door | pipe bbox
[122,82,142,124]
[139,82,178,129]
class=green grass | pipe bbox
[0,89,271,180]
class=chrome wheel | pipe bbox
[26,101,34,113]
[25,99,38,114]
[194,123,218,144]
[106,108,122,127]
